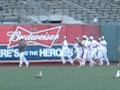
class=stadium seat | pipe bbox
[0,0,120,24]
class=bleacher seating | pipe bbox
[68,0,120,23]
[0,0,120,24]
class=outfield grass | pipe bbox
[0,65,120,90]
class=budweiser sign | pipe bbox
[7,26,62,48]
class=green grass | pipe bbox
[0,65,120,90]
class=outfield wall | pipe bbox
[100,24,120,61]
[0,24,100,62]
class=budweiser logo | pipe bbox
[7,26,62,48]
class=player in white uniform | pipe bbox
[97,37,104,66]
[97,36,110,66]
[81,35,90,66]
[61,36,74,65]
[73,37,83,67]
[88,36,99,66]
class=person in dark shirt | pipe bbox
[19,39,29,67]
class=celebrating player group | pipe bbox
[61,35,110,67]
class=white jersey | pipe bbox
[62,39,68,50]
[99,40,107,51]
[89,40,99,51]
[61,39,71,56]
[81,39,90,50]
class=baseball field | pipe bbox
[0,64,120,90]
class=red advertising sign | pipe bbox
[0,24,100,61]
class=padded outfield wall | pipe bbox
[100,24,120,61]
[0,24,100,62]
[0,24,119,62]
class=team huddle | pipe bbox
[61,35,110,67]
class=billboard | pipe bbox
[0,24,100,62]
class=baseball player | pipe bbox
[81,35,90,66]
[97,37,103,65]
[61,36,74,65]
[18,39,29,67]
[97,36,110,66]
[73,37,83,67]
[88,36,99,66]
